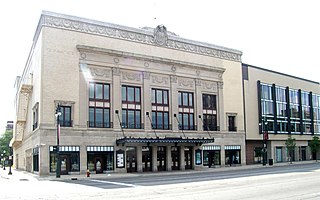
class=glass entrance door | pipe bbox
[185,146,192,169]
[94,157,103,174]
[157,146,166,171]
[60,155,68,175]
[171,147,180,170]
[126,147,137,173]
[142,146,152,172]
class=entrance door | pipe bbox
[142,147,152,172]
[171,147,180,170]
[95,157,103,174]
[157,146,166,171]
[276,147,282,162]
[60,155,68,175]
[208,152,215,168]
[185,146,192,170]
[126,147,137,173]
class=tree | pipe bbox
[309,136,320,162]
[0,130,13,158]
[285,135,296,164]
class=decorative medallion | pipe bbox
[114,58,120,63]
[153,25,168,46]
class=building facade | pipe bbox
[11,11,245,176]
[243,64,320,165]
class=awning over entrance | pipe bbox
[116,137,214,145]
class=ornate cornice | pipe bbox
[39,11,242,62]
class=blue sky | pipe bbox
[0,0,319,134]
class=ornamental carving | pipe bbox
[151,75,169,85]
[178,78,194,88]
[41,13,242,62]
[90,67,111,78]
[170,75,177,83]
[122,71,141,82]
[153,25,168,46]
[202,81,217,92]
[195,79,201,86]
[143,71,150,80]
[112,67,121,76]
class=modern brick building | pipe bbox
[243,64,320,165]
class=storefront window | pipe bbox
[225,146,241,166]
[49,146,80,173]
[87,146,114,173]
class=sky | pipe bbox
[0,0,319,134]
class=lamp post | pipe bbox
[8,147,12,175]
[3,150,6,170]
[55,104,62,178]
[259,118,268,166]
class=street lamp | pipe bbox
[55,104,62,178]
[8,147,12,175]
[3,150,6,170]
[259,118,268,166]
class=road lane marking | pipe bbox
[89,179,139,187]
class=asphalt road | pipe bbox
[2,162,320,199]
[59,162,320,189]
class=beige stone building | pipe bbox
[243,64,320,165]
[11,11,245,176]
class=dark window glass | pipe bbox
[89,82,111,128]
[151,89,170,130]
[178,91,195,130]
[89,83,94,99]
[122,87,126,101]
[96,84,103,99]
[104,84,109,100]
[59,106,72,127]
[122,86,141,129]
[135,88,140,102]
[152,89,156,104]
[128,87,134,102]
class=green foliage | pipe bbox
[0,130,13,157]
[309,136,320,161]
[285,135,296,164]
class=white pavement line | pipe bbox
[89,179,139,187]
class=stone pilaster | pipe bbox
[218,82,225,132]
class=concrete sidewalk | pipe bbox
[0,160,318,182]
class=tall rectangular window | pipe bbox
[178,91,195,130]
[122,85,141,129]
[313,94,320,134]
[289,89,300,133]
[151,89,169,129]
[202,94,218,131]
[301,91,311,134]
[89,82,111,128]
[59,106,72,127]
[32,103,39,131]
[260,84,274,132]
[276,86,288,133]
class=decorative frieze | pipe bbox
[122,71,142,82]
[90,67,111,79]
[202,81,218,92]
[178,78,194,88]
[151,75,169,86]
[40,12,242,62]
